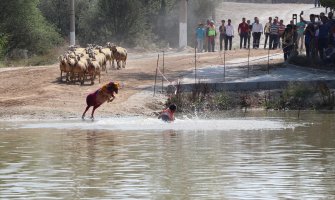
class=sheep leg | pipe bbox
[82,105,91,119]
[112,59,115,68]
[60,71,63,82]
[117,61,121,70]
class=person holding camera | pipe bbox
[282,24,297,61]
[296,12,306,52]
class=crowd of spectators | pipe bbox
[195,10,335,65]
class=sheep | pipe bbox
[92,48,107,73]
[86,57,101,85]
[98,46,115,69]
[72,55,88,85]
[106,42,116,68]
[110,45,127,69]
[59,54,72,82]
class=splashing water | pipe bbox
[15,117,305,131]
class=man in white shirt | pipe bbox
[224,19,234,50]
[252,17,263,49]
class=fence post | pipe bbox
[154,53,159,96]
[223,49,226,82]
[247,46,251,78]
[268,45,270,74]
[161,51,165,93]
[195,44,197,84]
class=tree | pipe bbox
[320,0,335,9]
[0,0,61,56]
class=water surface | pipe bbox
[1,111,335,199]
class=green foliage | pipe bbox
[0,0,61,58]
[320,0,335,9]
[0,33,8,60]
[282,83,315,109]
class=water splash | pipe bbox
[16,117,305,131]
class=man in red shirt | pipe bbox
[238,18,249,49]
[158,104,177,122]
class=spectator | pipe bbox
[207,20,217,52]
[278,20,286,48]
[269,18,279,49]
[219,20,226,51]
[282,24,297,61]
[247,20,252,49]
[252,17,263,49]
[304,23,316,57]
[264,17,272,49]
[318,16,330,60]
[315,0,320,8]
[204,19,211,52]
[238,18,249,49]
[195,22,206,53]
[225,19,234,50]
[296,16,306,52]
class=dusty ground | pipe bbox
[0,48,280,120]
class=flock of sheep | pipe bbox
[58,42,127,85]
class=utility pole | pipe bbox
[70,0,75,46]
[179,0,187,48]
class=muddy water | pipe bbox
[1,111,335,199]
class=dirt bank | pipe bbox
[0,48,280,120]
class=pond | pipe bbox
[1,111,335,199]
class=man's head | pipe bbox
[269,17,272,22]
[328,12,333,19]
[221,20,225,24]
[228,19,231,25]
[242,17,246,22]
[169,104,177,112]
[280,19,284,24]
[247,19,251,24]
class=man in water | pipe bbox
[158,104,177,122]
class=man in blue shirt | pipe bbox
[195,23,206,53]
[318,16,331,60]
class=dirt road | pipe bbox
[0,48,280,120]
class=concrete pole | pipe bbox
[70,0,75,46]
[179,0,187,48]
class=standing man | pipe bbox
[252,17,263,49]
[225,19,234,50]
[238,18,249,49]
[315,0,320,8]
[269,18,279,49]
[278,20,286,48]
[264,17,272,49]
[247,20,252,49]
[207,20,216,52]
[219,20,226,51]
[296,16,306,52]
[204,19,210,52]
[195,22,206,53]
[318,16,330,60]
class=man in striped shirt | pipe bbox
[269,18,279,49]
